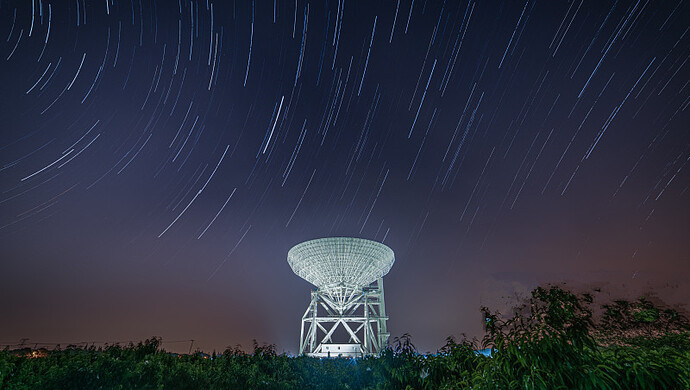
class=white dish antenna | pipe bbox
[288,237,394,357]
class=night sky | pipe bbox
[1,0,688,354]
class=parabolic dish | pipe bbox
[288,237,395,290]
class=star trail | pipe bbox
[1,0,688,353]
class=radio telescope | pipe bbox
[288,237,394,357]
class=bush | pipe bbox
[2,286,687,389]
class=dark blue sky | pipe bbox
[1,0,688,353]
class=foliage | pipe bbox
[1,286,688,389]
[597,296,690,345]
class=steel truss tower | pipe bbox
[299,278,389,357]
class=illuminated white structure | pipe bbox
[288,237,394,357]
